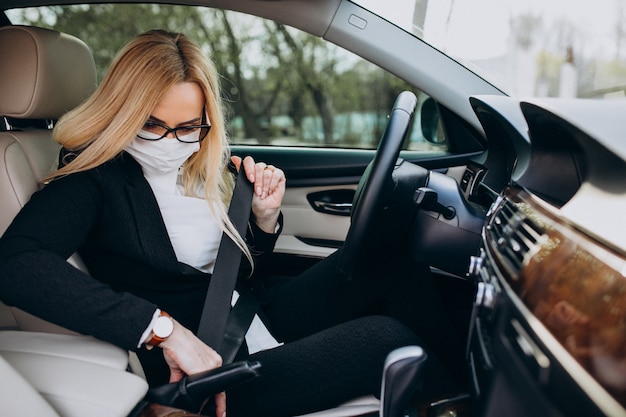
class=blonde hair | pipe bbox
[49,30,252,267]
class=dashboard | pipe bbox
[466,97,626,417]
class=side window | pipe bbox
[221,24,447,153]
[7,5,447,152]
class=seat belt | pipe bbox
[196,166,258,364]
[220,287,261,363]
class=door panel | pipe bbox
[277,184,356,258]
[232,145,477,261]
[232,146,367,259]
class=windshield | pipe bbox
[354,0,626,99]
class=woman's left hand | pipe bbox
[231,155,285,234]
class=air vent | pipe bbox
[488,199,544,277]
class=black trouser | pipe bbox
[227,250,459,417]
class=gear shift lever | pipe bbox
[380,346,427,417]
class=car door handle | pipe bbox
[313,201,353,215]
[307,189,355,216]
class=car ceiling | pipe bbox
[0,0,341,36]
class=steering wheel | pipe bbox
[337,91,418,279]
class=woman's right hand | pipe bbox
[159,319,226,417]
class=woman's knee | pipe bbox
[344,315,421,351]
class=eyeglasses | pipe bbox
[137,119,211,143]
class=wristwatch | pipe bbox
[146,311,174,348]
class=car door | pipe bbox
[232,96,486,277]
[215,4,491,277]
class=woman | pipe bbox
[0,30,453,416]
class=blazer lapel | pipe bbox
[119,153,181,274]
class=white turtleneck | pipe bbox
[143,168,221,274]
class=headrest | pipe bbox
[0,25,97,120]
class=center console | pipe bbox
[467,185,626,417]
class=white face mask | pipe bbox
[125,130,201,176]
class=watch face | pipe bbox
[154,315,174,338]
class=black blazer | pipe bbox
[0,153,280,352]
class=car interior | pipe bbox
[0,18,449,417]
[1,1,625,417]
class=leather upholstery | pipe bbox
[0,129,61,235]
[0,331,148,417]
[0,355,61,417]
[0,331,129,370]
[3,345,147,417]
[0,25,96,119]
